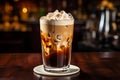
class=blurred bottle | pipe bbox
[38,0,46,17]
[2,14,11,31]
[11,15,21,31]
[97,7,118,51]
[73,0,87,21]
[46,0,53,12]
[86,13,97,43]
[61,0,67,11]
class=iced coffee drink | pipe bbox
[40,10,74,72]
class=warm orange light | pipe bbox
[101,0,108,7]
[22,7,28,13]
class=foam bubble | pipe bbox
[40,10,74,25]
[42,10,73,20]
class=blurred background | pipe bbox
[0,0,120,53]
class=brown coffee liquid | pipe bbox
[43,46,71,67]
[40,24,73,68]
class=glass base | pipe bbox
[44,65,70,73]
[33,65,80,76]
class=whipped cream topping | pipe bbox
[42,10,73,20]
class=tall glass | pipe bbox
[40,17,74,72]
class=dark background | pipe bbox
[0,0,120,53]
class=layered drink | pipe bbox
[40,10,74,72]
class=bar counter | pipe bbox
[0,52,120,80]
